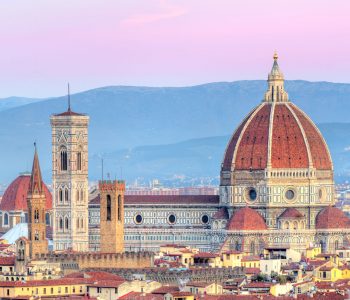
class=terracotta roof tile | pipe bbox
[316,206,350,229]
[279,208,304,219]
[227,207,267,231]
[1,175,52,211]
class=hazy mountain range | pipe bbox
[1,80,350,186]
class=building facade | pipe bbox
[88,54,350,254]
[50,104,90,252]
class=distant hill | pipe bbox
[1,80,350,184]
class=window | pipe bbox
[168,214,176,224]
[43,288,46,294]
[6,289,9,296]
[65,287,68,293]
[134,214,143,224]
[59,189,63,203]
[77,152,82,171]
[80,218,83,229]
[115,287,118,294]
[34,231,39,241]
[45,213,50,225]
[58,287,61,294]
[60,148,68,171]
[51,288,54,294]
[34,209,39,223]
[201,214,209,224]
[107,195,111,221]
[97,287,102,293]
[118,195,121,221]
[64,188,69,202]
[59,217,63,230]
[76,190,80,202]
[3,212,9,226]
[65,217,69,230]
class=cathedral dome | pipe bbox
[315,206,350,229]
[0,174,52,211]
[226,207,267,231]
[222,54,332,172]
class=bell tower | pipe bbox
[99,180,125,253]
[50,87,90,252]
[27,144,48,258]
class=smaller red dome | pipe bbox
[279,208,304,219]
[316,207,350,229]
[227,207,267,231]
[1,174,52,211]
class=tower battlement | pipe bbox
[99,180,125,192]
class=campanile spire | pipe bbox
[264,52,289,102]
[29,142,43,195]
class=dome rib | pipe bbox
[271,104,309,168]
[234,103,271,170]
[286,103,314,168]
[222,104,263,171]
[289,104,332,170]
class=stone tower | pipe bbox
[99,180,125,253]
[27,145,48,258]
[50,92,89,252]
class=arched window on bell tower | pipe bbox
[64,188,69,203]
[34,209,39,223]
[60,147,68,171]
[106,195,111,221]
[77,152,82,171]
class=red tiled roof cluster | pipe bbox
[315,206,350,229]
[1,175,52,211]
[222,102,332,171]
[227,207,267,231]
[0,256,15,266]
[279,208,304,219]
[194,252,219,258]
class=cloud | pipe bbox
[121,4,188,26]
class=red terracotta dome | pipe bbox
[279,208,304,219]
[0,174,52,211]
[222,55,332,172]
[315,206,350,229]
[226,207,267,231]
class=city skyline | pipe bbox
[0,0,349,97]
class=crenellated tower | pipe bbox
[99,180,125,253]
[50,88,89,252]
[27,145,48,258]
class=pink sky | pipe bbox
[0,0,349,97]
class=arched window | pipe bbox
[3,213,9,226]
[59,217,63,230]
[250,241,255,254]
[60,147,68,171]
[77,152,82,171]
[335,240,339,250]
[65,217,69,230]
[80,190,84,202]
[107,195,111,221]
[293,221,298,230]
[59,189,63,203]
[118,195,121,221]
[34,230,39,241]
[45,213,50,225]
[76,190,80,202]
[80,218,83,229]
[34,210,39,223]
[76,218,80,229]
[64,188,69,203]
